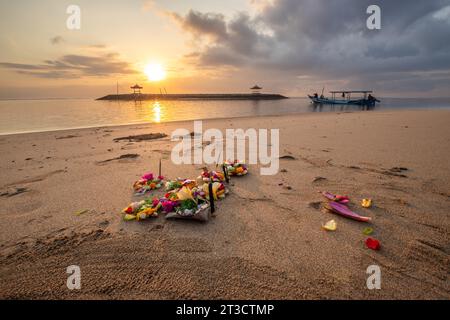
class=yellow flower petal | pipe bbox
[322,219,337,231]
[361,198,372,208]
[177,186,194,201]
[123,214,136,221]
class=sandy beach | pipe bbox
[0,109,449,299]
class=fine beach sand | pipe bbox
[0,109,449,299]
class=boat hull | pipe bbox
[308,95,377,106]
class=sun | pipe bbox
[144,63,166,82]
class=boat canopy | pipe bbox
[327,90,375,102]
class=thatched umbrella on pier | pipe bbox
[250,85,262,95]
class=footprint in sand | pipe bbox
[96,153,140,165]
[56,135,79,140]
[308,201,322,210]
[6,170,65,186]
[279,155,297,160]
[312,176,327,183]
[0,187,28,197]
[98,220,110,229]
[113,133,167,142]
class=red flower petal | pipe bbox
[365,237,381,250]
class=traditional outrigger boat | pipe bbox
[308,90,380,106]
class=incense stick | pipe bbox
[215,149,222,169]
[222,163,229,183]
[208,182,215,214]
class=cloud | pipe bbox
[0,62,44,70]
[169,10,228,40]
[142,0,156,12]
[433,5,450,20]
[50,36,64,45]
[170,10,275,66]
[88,44,107,49]
[0,52,136,79]
[169,0,450,95]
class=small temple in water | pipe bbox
[250,84,262,95]
[130,84,143,94]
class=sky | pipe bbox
[0,0,449,99]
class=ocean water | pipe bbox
[0,97,449,135]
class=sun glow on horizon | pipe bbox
[144,63,166,82]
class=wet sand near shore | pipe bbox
[0,109,449,299]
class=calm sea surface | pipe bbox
[1,97,449,135]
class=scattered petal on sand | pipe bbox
[361,198,372,208]
[365,237,381,250]
[123,214,137,221]
[322,219,337,231]
[74,209,89,216]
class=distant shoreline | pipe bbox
[96,93,289,101]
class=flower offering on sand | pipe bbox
[165,178,185,191]
[198,168,225,183]
[122,198,161,221]
[201,182,227,200]
[123,172,228,222]
[224,160,248,176]
[133,172,164,195]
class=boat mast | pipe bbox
[116,81,119,101]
